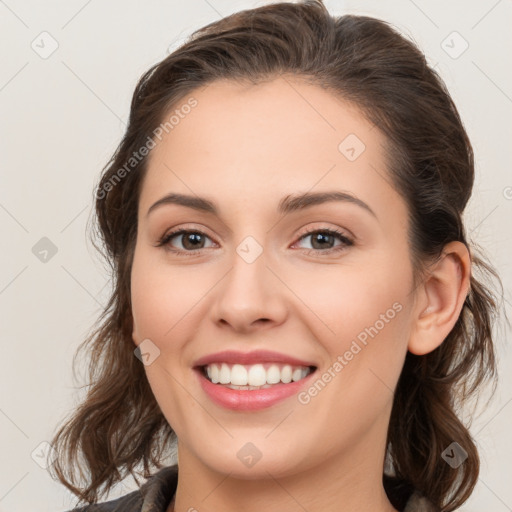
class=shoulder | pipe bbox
[62,465,179,512]
[65,489,142,511]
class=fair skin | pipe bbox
[130,76,470,512]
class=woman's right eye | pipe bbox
[156,229,216,255]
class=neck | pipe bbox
[169,438,398,512]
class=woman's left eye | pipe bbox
[294,228,354,254]
[156,227,353,256]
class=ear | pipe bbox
[408,241,471,356]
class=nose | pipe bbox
[209,245,288,333]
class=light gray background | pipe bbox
[0,1,511,511]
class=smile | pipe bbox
[195,363,317,411]
[202,363,315,389]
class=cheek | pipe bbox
[295,253,413,392]
[291,258,410,343]
[130,247,222,355]
[130,250,203,432]
[293,266,412,438]
[340,285,411,402]
[131,246,189,340]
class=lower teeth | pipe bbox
[225,383,276,390]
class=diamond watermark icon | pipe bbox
[31,31,59,59]
[32,237,58,263]
[237,442,262,468]
[338,133,366,161]
[441,442,468,468]
[31,441,57,469]
[134,338,161,366]
[441,31,469,59]
[236,236,263,264]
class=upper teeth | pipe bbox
[205,363,312,386]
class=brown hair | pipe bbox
[49,1,503,510]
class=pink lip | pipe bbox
[193,349,316,368]
[195,367,317,411]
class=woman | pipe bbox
[49,1,502,511]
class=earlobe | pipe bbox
[408,241,471,356]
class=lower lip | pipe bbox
[195,367,316,411]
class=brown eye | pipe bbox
[310,232,337,250]
[177,232,206,250]
[295,228,353,253]
[157,229,215,253]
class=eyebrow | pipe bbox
[146,191,376,218]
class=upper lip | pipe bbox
[193,350,317,368]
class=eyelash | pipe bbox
[155,226,354,257]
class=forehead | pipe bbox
[139,76,403,224]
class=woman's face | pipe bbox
[131,77,418,479]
